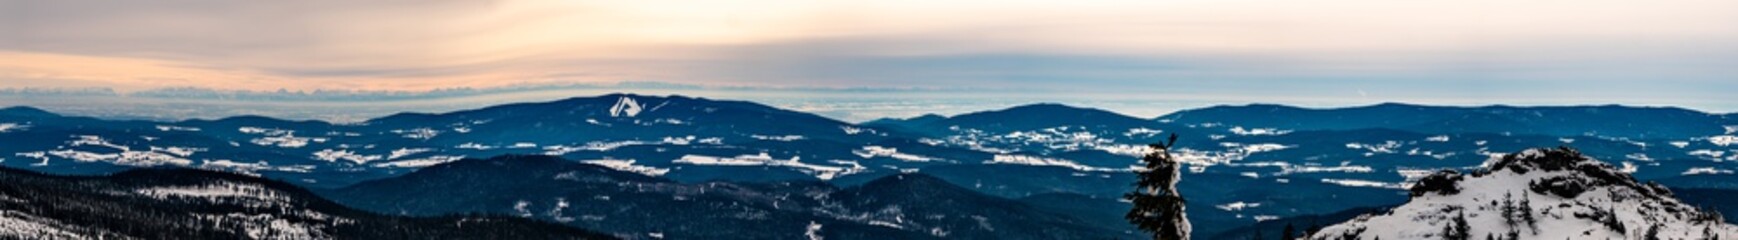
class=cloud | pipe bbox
[0,0,1735,111]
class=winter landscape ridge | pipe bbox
[3,93,1738,239]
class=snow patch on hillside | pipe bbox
[136,182,289,203]
[0,123,25,133]
[455,142,495,150]
[841,126,876,135]
[199,159,315,174]
[155,125,200,132]
[1216,201,1263,211]
[675,153,863,180]
[150,146,204,157]
[1124,127,1163,138]
[806,221,824,240]
[1683,167,1734,175]
[580,159,671,176]
[1709,135,1737,147]
[312,149,382,164]
[984,155,1125,172]
[853,146,938,162]
[371,155,465,168]
[1230,126,1291,136]
[1167,143,1293,171]
[1319,178,1404,189]
[240,127,326,148]
[29,135,195,167]
[387,148,432,160]
[391,128,440,140]
[541,136,720,155]
[1345,141,1401,155]
[1426,135,1451,142]
[0,210,89,239]
[751,135,806,141]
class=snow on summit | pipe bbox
[609,96,644,117]
[1313,148,1738,240]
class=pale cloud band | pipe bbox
[1,0,1735,109]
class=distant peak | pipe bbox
[0,106,60,117]
[1006,103,1076,110]
[979,103,1119,116]
[1365,102,1431,109]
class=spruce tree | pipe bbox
[1519,193,1537,232]
[1502,192,1517,228]
[1126,134,1189,240]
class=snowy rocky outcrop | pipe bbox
[1314,147,1738,240]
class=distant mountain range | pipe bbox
[324,155,1133,240]
[3,93,1736,238]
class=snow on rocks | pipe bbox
[1313,148,1738,240]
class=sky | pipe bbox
[3,0,1738,117]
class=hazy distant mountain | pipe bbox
[864,103,1163,136]
[1160,103,1734,139]
[0,166,610,239]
